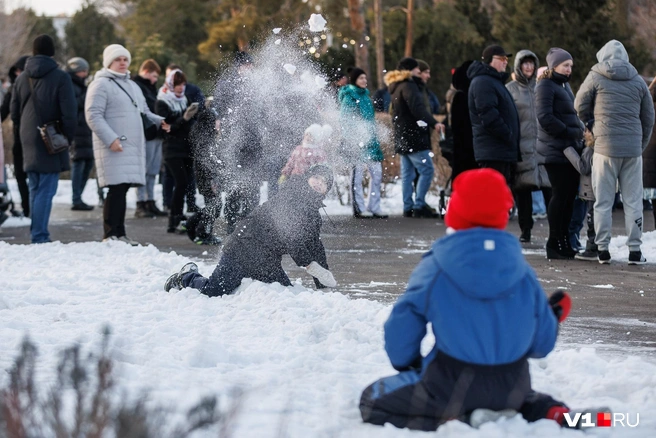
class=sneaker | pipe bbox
[102,235,139,246]
[598,250,611,264]
[519,229,531,243]
[164,262,199,292]
[532,212,547,220]
[466,409,517,429]
[193,235,222,246]
[628,251,647,265]
[71,202,94,211]
[575,250,599,261]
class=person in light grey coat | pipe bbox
[506,50,551,243]
[575,40,655,264]
[85,44,165,244]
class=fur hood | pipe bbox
[384,70,413,86]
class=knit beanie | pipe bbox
[66,57,90,73]
[349,67,366,85]
[416,59,430,72]
[445,169,514,231]
[33,35,55,57]
[397,57,419,72]
[103,44,131,69]
[546,48,572,70]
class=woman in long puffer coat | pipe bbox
[506,50,551,243]
[535,48,584,259]
[86,44,166,245]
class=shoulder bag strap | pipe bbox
[108,77,139,110]
[27,78,44,126]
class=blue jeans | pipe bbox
[27,172,59,243]
[71,159,94,205]
[401,150,434,211]
[569,196,588,250]
[532,191,546,215]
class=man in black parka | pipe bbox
[66,57,95,211]
[10,35,76,244]
[467,45,521,184]
[164,165,337,296]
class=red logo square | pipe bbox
[597,412,612,427]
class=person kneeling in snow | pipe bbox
[359,168,592,431]
[165,165,337,295]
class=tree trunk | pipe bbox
[373,0,385,89]
[347,0,371,80]
[404,0,414,57]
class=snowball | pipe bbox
[275,39,281,45]
[273,28,282,34]
[308,14,327,32]
[283,64,297,75]
[416,120,428,127]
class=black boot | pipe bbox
[146,200,167,217]
[546,238,574,260]
[560,236,577,257]
[135,201,154,218]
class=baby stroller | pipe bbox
[436,124,454,218]
[0,165,16,227]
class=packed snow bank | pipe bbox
[0,241,654,436]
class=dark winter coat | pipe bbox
[69,73,93,161]
[10,55,76,173]
[644,81,656,189]
[575,40,654,158]
[185,82,205,106]
[535,72,583,164]
[156,96,195,160]
[384,228,557,370]
[132,74,158,112]
[384,70,437,155]
[467,61,520,163]
[218,177,329,289]
[373,86,391,113]
[450,61,477,179]
[506,50,549,190]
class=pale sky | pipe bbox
[7,0,83,16]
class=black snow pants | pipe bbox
[359,351,565,431]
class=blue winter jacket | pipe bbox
[384,228,558,372]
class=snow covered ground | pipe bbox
[1,179,655,436]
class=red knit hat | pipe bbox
[445,169,514,230]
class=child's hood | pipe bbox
[432,228,529,300]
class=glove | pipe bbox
[548,290,572,323]
[183,104,199,121]
[305,261,337,288]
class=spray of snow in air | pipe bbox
[193,14,390,212]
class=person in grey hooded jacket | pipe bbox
[575,40,655,265]
[86,44,166,245]
[506,50,551,243]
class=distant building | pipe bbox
[52,15,71,42]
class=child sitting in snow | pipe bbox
[279,124,331,183]
[165,165,337,296]
[359,168,598,431]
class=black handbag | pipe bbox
[109,78,158,141]
[28,78,70,155]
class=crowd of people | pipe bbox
[0,35,654,263]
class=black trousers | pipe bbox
[360,352,565,431]
[13,143,30,216]
[478,161,516,186]
[165,157,194,219]
[544,163,580,241]
[103,183,131,238]
[514,187,552,234]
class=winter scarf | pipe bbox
[157,69,187,112]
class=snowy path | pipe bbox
[1,241,654,437]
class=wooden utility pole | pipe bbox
[404,0,414,57]
[373,0,385,89]
[347,0,371,78]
